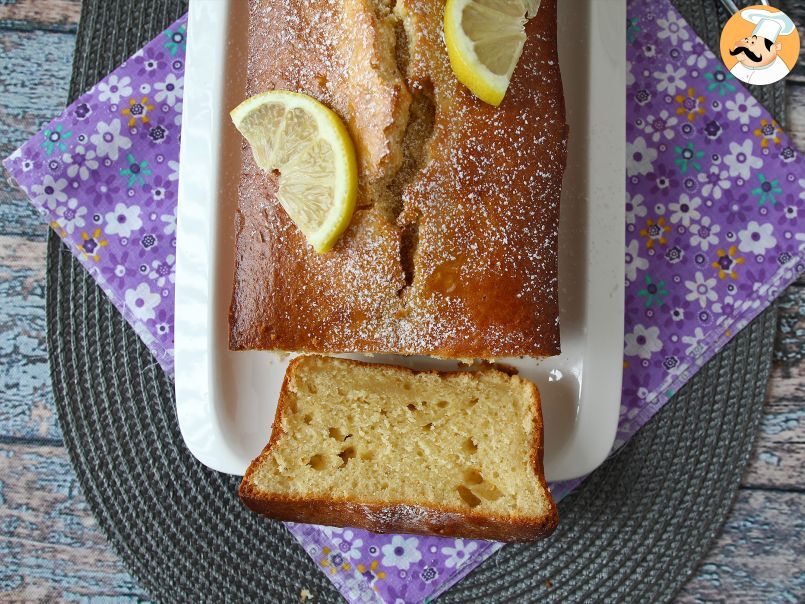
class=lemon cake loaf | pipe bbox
[239,355,558,541]
[229,0,568,358]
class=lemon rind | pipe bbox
[444,0,526,107]
[230,90,357,253]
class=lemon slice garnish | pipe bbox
[444,0,538,106]
[231,91,358,253]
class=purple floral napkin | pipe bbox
[5,19,187,373]
[3,0,803,602]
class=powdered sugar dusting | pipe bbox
[231,0,567,357]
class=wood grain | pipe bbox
[744,361,805,490]
[0,3,802,602]
[0,442,149,600]
[0,30,75,239]
[779,0,804,82]
[774,277,805,365]
[742,279,805,491]
[0,236,60,441]
[0,31,75,151]
[786,84,805,157]
[675,490,805,603]
[0,30,70,441]
[0,0,81,33]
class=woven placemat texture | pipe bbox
[46,0,781,602]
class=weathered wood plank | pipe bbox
[0,5,801,602]
[742,365,805,490]
[774,278,805,366]
[744,442,804,491]
[0,175,48,240]
[786,84,805,156]
[0,442,149,601]
[741,279,805,490]
[0,29,74,238]
[0,31,74,152]
[779,1,804,82]
[0,236,60,441]
[0,0,81,33]
[675,489,805,604]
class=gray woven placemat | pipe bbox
[46,1,780,602]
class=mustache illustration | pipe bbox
[730,46,763,63]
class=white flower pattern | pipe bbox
[625,192,648,225]
[627,137,658,176]
[697,165,730,199]
[737,221,776,255]
[689,216,720,251]
[685,272,718,308]
[30,174,68,209]
[626,60,636,87]
[104,203,143,238]
[168,159,180,181]
[96,74,133,104]
[54,198,87,234]
[723,139,762,180]
[656,9,688,45]
[625,239,649,282]
[124,282,161,321]
[724,93,761,126]
[642,109,679,142]
[318,526,344,539]
[682,40,708,69]
[624,324,663,359]
[441,539,478,569]
[148,254,176,287]
[381,536,422,570]
[682,326,707,355]
[668,194,701,226]
[653,64,687,96]
[160,208,177,235]
[330,530,364,561]
[154,73,183,106]
[713,295,738,323]
[90,119,132,161]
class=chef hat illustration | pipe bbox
[741,8,796,43]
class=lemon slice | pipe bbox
[444,0,538,106]
[230,91,358,253]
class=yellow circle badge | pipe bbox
[719,5,800,86]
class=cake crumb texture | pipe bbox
[239,355,558,541]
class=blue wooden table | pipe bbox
[0,0,803,601]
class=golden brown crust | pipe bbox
[238,490,557,542]
[239,356,559,542]
[526,379,558,539]
[230,0,567,359]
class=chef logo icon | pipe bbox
[719,5,800,86]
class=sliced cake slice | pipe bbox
[239,355,558,541]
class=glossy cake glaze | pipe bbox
[230,0,568,358]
